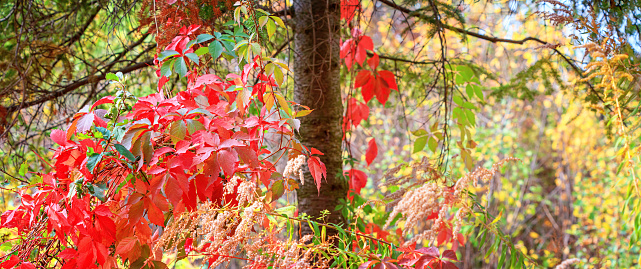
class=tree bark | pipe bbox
[293,0,347,240]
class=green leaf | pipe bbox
[271,16,286,28]
[106,73,119,82]
[209,41,224,60]
[274,205,296,214]
[413,136,427,153]
[453,95,464,106]
[497,244,507,269]
[428,136,438,152]
[195,46,209,56]
[114,144,136,162]
[251,43,261,55]
[455,65,474,84]
[185,119,205,134]
[19,162,28,177]
[479,230,487,247]
[160,59,173,77]
[509,246,518,267]
[196,34,214,44]
[88,182,108,202]
[474,85,484,101]
[258,16,269,27]
[271,180,285,201]
[158,50,179,61]
[412,129,428,136]
[184,53,199,65]
[466,84,475,99]
[95,127,111,139]
[266,19,276,38]
[116,174,134,193]
[187,108,212,116]
[87,153,103,173]
[273,66,284,86]
[465,109,476,126]
[169,121,187,144]
[462,101,476,110]
[184,40,197,53]
[174,57,188,77]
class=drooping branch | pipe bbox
[377,0,609,111]
[6,58,153,113]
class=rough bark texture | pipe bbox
[293,0,347,239]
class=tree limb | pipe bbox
[377,0,609,110]
[6,58,154,113]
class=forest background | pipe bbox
[0,0,640,268]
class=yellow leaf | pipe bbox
[295,109,313,118]
[491,210,503,225]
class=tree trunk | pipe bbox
[293,0,347,240]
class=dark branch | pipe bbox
[368,51,437,65]
[377,0,609,111]
[6,58,154,113]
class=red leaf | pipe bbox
[146,199,165,227]
[165,176,184,207]
[346,169,367,194]
[357,261,374,269]
[310,147,324,156]
[443,261,459,269]
[341,0,360,21]
[346,98,370,128]
[378,70,398,91]
[91,96,115,110]
[76,112,94,134]
[158,76,169,91]
[93,204,113,217]
[365,138,377,166]
[217,149,238,177]
[51,129,68,146]
[373,76,392,104]
[354,70,372,88]
[367,53,379,70]
[360,79,375,103]
[442,250,458,261]
[437,229,448,246]
[16,262,35,269]
[116,237,138,256]
[355,36,373,65]
[308,156,326,192]
[203,154,220,178]
[195,74,224,88]
[417,247,440,257]
[0,255,19,268]
[415,254,438,269]
[128,200,145,224]
[58,248,77,259]
[457,233,465,245]
[93,111,109,128]
[185,238,194,253]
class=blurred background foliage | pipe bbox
[2,0,641,268]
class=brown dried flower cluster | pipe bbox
[382,157,519,245]
[153,174,329,268]
[534,0,573,26]
[284,154,306,184]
